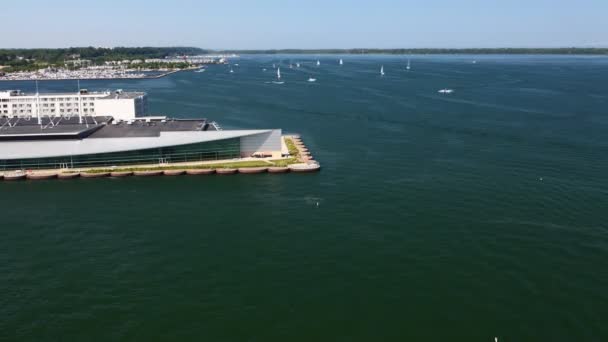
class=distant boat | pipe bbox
[234,63,239,66]
[339,59,343,65]
[308,77,317,82]
[272,67,285,84]
[472,60,477,64]
[273,63,276,68]
[229,68,234,73]
[438,89,454,94]
[406,59,411,70]
[316,60,321,66]
[380,65,385,76]
[194,68,206,73]
[296,63,301,68]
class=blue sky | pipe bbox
[2,0,607,49]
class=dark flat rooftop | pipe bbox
[90,119,211,138]
[0,116,211,140]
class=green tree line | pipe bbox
[0,47,207,72]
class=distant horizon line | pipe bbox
[3,46,608,50]
[3,47,608,55]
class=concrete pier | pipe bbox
[0,134,320,182]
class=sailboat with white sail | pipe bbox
[339,59,343,65]
[272,67,284,84]
[406,59,411,70]
[380,65,385,76]
[316,60,321,66]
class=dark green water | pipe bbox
[2,55,608,341]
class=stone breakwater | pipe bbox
[0,166,319,181]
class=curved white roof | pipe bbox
[0,130,273,160]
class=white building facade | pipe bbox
[0,89,148,121]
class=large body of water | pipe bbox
[1,55,607,341]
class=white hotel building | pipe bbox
[0,89,148,121]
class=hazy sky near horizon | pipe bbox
[1,0,607,49]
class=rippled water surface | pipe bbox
[1,55,608,341]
